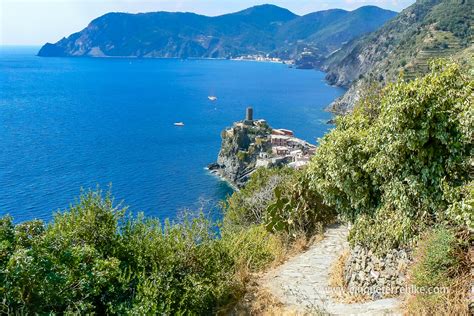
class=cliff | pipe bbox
[322,0,473,113]
[209,110,318,188]
[209,119,272,188]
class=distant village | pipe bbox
[232,54,294,65]
[210,107,317,187]
[223,107,317,170]
[256,126,316,170]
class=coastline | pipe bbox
[3,47,343,222]
[36,53,294,65]
[205,166,240,192]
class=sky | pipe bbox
[0,0,415,45]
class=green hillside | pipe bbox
[38,5,396,59]
[323,0,473,112]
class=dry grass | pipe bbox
[328,249,349,289]
[404,275,471,316]
[285,232,315,257]
[404,228,472,315]
[228,231,326,315]
[229,283,286,315]
[231,284,327,316]
[328,249,370,303]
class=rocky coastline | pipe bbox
[208,107,317,188]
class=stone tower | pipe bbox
[246,107,253,121]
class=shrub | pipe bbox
[406,227,470,315]
[444,180,474,231]
[0,190,238,314]
[222,225,284,273]
[223,166,334,238]
[307,60,473,252]
[348,208,428,254]
[223,167,296,230]
[410,228,458,287]
[265,172,335,237]
[115,213,237,315]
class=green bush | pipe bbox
[0,190,238,314]
[222,225,283,273]
[236,151,248,161]
[223,167,334,238]
[265,172,335,237]
[347,208,428,253]
[410,227,459,287]
[307,60,473,253]
[444,181,474,230]
[223,167,297,230]
[407,226,470,315]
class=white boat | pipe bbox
[174,122,184,126]
[208,96,217,101]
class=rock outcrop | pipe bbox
[209,110,318,187]
[209,119,272,188]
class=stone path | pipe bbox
[261,224,401,315]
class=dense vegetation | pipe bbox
[309,60,472,253]
[323,0,473,112]
[0,193,227,313]
[406,227,470,314]
[0,167,320,313]
[0,60,471,313]
[38,4,395,59]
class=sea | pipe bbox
[0,46,345,223]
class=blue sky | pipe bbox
[0,0,415,45]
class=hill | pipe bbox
[322,0,473,113]
[38,5,396,59]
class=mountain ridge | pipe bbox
[322,0,473,113]
[38,4,396,60]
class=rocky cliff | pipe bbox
[208,119,272,188]
[322,0,473,113]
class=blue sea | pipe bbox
[0,46,345,223]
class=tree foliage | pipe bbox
[223,167,335,238]
[307,60,473,252]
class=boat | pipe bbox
[174,122,184,126]
[208,96,217,101]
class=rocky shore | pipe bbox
[208,108,316,188]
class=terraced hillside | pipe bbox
[323,0,473,113]
[402,29,463,80]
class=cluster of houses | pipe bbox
[211,108,318,187]
[255,126,317,170]
[232,54,295,64]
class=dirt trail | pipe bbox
[260,224,402,315]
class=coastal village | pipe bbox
[209,107,317,187]
[232,54,294,65]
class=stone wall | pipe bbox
[344,245,412,299]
